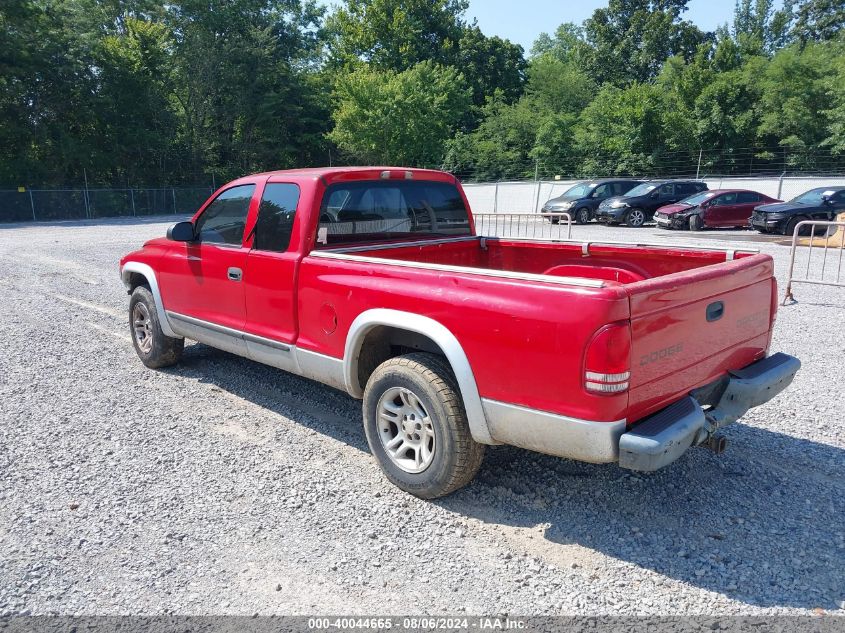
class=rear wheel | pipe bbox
[575,208,591,224]
[688,215,703,231]
[129,286,184,369]
[362,353,485,499]
[625,208,646,227]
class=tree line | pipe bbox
[1,0,843,188]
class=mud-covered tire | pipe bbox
[129,285,184,369]
[689,214,703,231]
[363,353,485,499]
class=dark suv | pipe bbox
[751,186,845,235]
[594,180,709,227]
[540,179,643,224]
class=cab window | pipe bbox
[317,180,471,247]
[253,183,300,253]
[195,185,255,246]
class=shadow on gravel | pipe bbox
[440,429,844,612]
[165,344,843,612]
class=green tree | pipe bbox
[582,0,708,85]
[455,26,526,108]
[329,61,470,165]
[325,0,468,71]
[572,82,670,176]
[758,42,835,168]
[792,0,845,42]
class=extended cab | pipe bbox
[120,168,800,498]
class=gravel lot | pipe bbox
[0,216,843,616]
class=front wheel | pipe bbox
[362,353,485,499]
[575,208,591,224]
[625,208,646,227]
[688,215,703,231]
[129,286,184,368]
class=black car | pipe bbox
[540,179,643,224]
[751,186,845,235]
[594,180,709,227]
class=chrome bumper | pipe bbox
[618,353,801,471]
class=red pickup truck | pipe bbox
[120,167,800,498]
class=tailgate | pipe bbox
[625,254,775,422]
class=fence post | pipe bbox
[130,188,136,216]
[28,189,36,222]
[493,181,499,214]
[172,188,177,214]
[777,172,786,200]
[534,180,541,214]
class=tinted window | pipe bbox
[317,181,471,246]
[677,183,699,196]
[831,190,845,203]
[253,183,300,253]
[737,192,760,203]
[195,185,255,245]
[658,184,675,196]
[592,183,612,198]
[716,192,738,205]
[614,182,638,195]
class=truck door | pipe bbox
[157,184,255,335]
[242,182,302,369]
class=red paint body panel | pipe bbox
[658,190,781,228]
[120,167,780,432]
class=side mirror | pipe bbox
[167,221,195,242]
[650,191,659,199]
[822,195,833,205]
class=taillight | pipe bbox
[584,322,632,395]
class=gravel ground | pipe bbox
[0,216,843,616]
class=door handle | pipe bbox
[227,267,243,282]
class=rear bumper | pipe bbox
[618,352,801,471]
[481,352,800,469]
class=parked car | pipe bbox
[751,186,845,235]
[540,179,643,224]
[594,180,709,227]
[655,189,780,231]
[120,167,799,499]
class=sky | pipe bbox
[465,0,785,51]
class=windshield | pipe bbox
[681,192,716,206]
[317,180,472,247]
[791,188,832,205]
[624,183,657,197]
[561,183,591,199]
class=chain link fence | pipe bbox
[0,187,214,223]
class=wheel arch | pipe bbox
[344,309,496,445]
[120,262,177,338]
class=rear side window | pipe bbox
[253,183,300,253]
[195,184,255,245]
[317,180,472,246]
[737,192,760,203]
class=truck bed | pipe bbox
[328,236,754,284]
[310,236,775,425]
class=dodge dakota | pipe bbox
[120,167,800,498]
